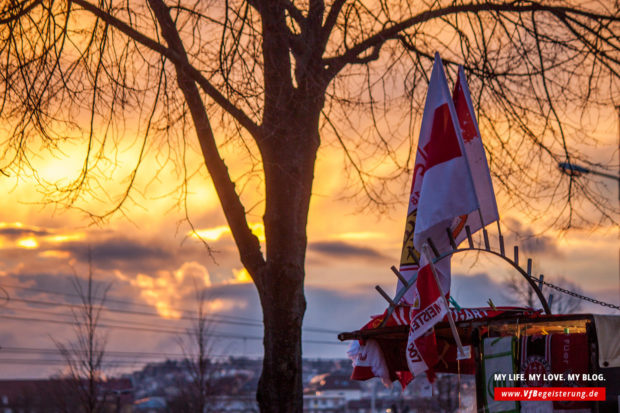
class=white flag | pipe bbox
[411,57,479,251]
[397,55,480,304]
[452,66,499,242]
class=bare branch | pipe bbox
[147,0,265,279]
[0,0,43,24]
[325,1,620,77]
[72,0,261,138]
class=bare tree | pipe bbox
[53,251,111,413]
[504,273,583,314]
[1,1,618,411]
[546,276,584,314]
[174,280,217,413]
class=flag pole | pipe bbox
[422,243,470,359]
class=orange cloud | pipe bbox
[116,262,212,319]
[38,250,71,259]
[190,223,265,243]
[230,268,252,284]
[0,222,85,251]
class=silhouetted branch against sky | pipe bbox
[0,1,617,228]
[0,1,618,411]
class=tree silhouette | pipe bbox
[53,251,110,413]
[504,272,583,314]
[174,280,217,413]
[1,1,618,411]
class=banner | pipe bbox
[483,336,519,413]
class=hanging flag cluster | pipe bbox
[400,53,499,379]
[349,53,500,382]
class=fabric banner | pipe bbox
[482,336,519,413]
[405,265,447,376]
[452,66,499,242]
[347,314,391,384]
[347,339,390,385]
[593,314,620,368]
[521,335,554,413]
[551,333,591,413]
[359,306,540,332]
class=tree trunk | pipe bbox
[257,269,307,412]
[255,105,320,412]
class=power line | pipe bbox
[4,304,196,332]
[0,347,239,361]
[5,295,252,326]
[0,281,261,322]
[0,282,342,334]
[0,313,187,334]
[5,299,340,334]
[0,346,186,359]
[0,358,158,367]
[0,314,346,346]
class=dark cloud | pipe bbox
[0,226,51,239]
[503,218,560,256]
[10,272,75,296]
[1,271,112,307]
[451,272,512,308]
[308,241,387,261]
[0,331,17,346]
[69,237,172,263]
[54,236,182,274]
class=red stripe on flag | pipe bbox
[421,104,462,169]
[453,81,479,143]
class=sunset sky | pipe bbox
[0,104,619,378]
[0,98,618,379]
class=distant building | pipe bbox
[304,372,364,412]
[0,378,133,413]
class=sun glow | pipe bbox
[46,233,85,243]
[17,237,38,249]
[133,273,183,319]
[0,222,24,229]
[337,231,386,240]
[205,298,246,313]
[190,222,265,242]
[231,268,252,283]
[191,226,231,241]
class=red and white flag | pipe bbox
[397,55,479,305]
[401,54,479,377]
[452,66,499,240]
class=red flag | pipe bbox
[403,54,479,377]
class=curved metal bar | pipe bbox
[379,246,551,326]
[436,247,551,315]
